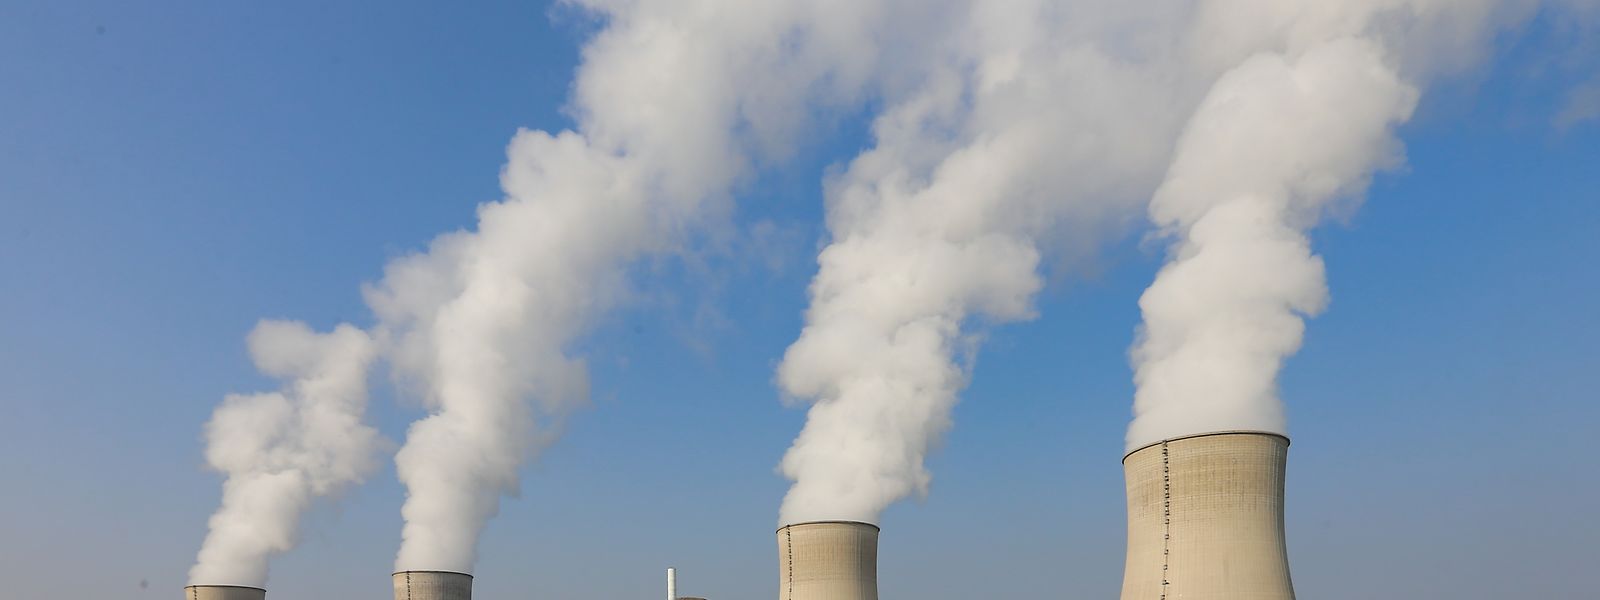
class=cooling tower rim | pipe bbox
[1123,430,1290,462]
[183,584,267,592]
[391,569,474,578]
[775,519,880,533]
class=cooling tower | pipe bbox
[392,570,472,600]
[776,520,878,600]
[183,585,265,600]
[1119,431,1294,600]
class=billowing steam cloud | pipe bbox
[187,0,934,579]
[1128,39,1416,450]
[777,0,1569,523]
[777,0,1194,525]
[190,321,380,587]
[372,0,928,573]
[186,0,1591,578]
[1125,0,1561,450]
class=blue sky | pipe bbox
[1,1,1596,598]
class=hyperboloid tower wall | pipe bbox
[183,585,265,600]
[1120,431,1294,600]
[776,521,878,600]
[392,570,472,600]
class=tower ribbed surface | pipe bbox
[392,571,473,600]
[777,521,878,600]
[1120,432,1294,600]
[184,585,265,600]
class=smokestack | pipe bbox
[776,521,878,600]
[393,571,472,600]
[667,567,676,600]
[183,585,265,600]
[1120,431,1293,600]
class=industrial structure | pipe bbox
[392,570,473,600]
[776,520,878,600]
[181,435,1309,599]
[667,566,711,600]
[183,585,265,600]
[1119,431,1295,600]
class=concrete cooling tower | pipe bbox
[776,520,878,600]
[393,570,472,600]
[1120,431,1294,600]
[183,585,265,600]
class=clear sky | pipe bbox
[1,2,1596,599]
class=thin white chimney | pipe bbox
[667,567,677,600]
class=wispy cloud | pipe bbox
[1554,77,1600,129]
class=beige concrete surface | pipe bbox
[392,570,472,600]
[1120,431,1295,600]
[183,585,265,600]
[777,520,878,600]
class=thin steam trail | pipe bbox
[190,321,380,587]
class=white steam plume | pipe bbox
[777,0,1197,525]
[190,321,380,587]
[777,0,1564,523]
[1128,39,1416,450]
[369,0,926,572]
[1125,0,1557,451]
